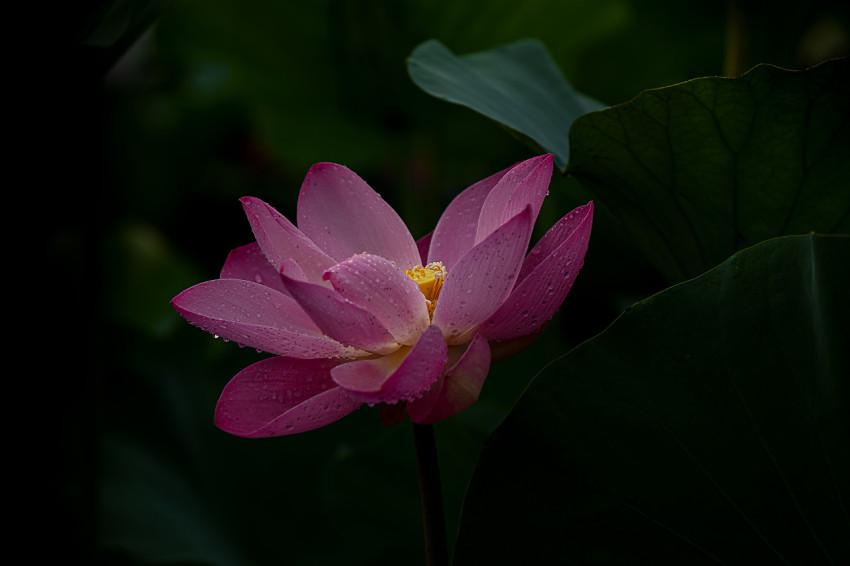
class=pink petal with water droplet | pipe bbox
[283,272,400,355]
[475,154,552,245]
[281,257,308,282]
[407,333,490,424]
[517,201,594,285]
[432,207,533,345]
[480,202,593,342]
[331,325,447,405]
[297,163,421,268]
[324,253,429,346]
[172,279,352,358]
[241,197,335,285]
[220,242,289,296]
[215,357,362,437]
[427,167,508,270]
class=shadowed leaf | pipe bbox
[455,234,849,565]
[568,58,850,281]
[408,39,604,170]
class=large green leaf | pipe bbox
[568,57,850,282]
[454,234,849,565]
[408,39,604,170]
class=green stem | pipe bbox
[413,423,448,566]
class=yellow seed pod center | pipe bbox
[404,261,447,318]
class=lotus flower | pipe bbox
[172,154,592,436]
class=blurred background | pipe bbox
[48,1,847,564]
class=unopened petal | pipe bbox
[297,163,421,268]
[324,253,430,346]
[283,272,400,355]
[432,207,533,345]
[171,279,352,358]
[480,202,593,342]
[331,325,448,405]
[240,197,336,285]
[407,333,490,424]
[215,357,362,437]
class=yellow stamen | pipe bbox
[404,261,447,319]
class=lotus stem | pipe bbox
[724,0,747,76]
[413,422,448,566]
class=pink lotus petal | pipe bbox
[475,154,552,245]
[432,207,534,345]
[241,197,335,285]
[517,201,594,285]
[297,163,421,268]
[282,272,400,355]
[407,333,490,424]
[480,202,593,342]
[281,257,309,282]
[173,155,592,436]
[331,325,448,405]
[172,279,353,358]
[323,253,430,346]
[220,242,289,296]
[215,357,362,437]
[427,167,508,270]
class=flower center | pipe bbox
[404,261,447,319]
